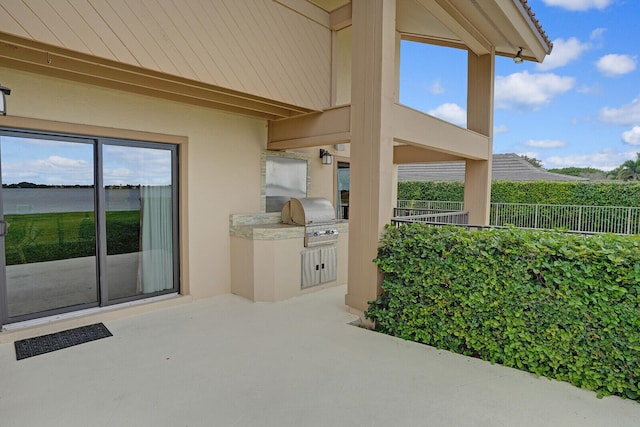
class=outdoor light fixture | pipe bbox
[513,48,524,64]
[0,84,11,116]
[320,149,333,165]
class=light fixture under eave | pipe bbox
[513,48,524,64]
[320,149,333,165]
[0,84,11,116]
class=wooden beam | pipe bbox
[268,105,351,149]
[464,51,495,225]
[393,145,464,164]
[345,0,397,313]
[330,3,352,30]
[268,132,350,150]
[392,103,489,160]
[401,33,468,51]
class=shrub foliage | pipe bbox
[367,224,640,400]
[397,181,640,206]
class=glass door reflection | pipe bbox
[0,135,97,320]
[103,144,175,301]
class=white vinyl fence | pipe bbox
[396,200,640,235]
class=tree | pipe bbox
[520,155,543,168]
[607,166,622,180]
[615,153,640,181]
[548,167,608,180]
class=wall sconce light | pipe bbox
[0,84,11,116]
[320,149,333,165]
[513,48,524,64]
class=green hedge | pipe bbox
[397,181,640,206]
[367,224,640,400]
[397,181,464,202]
[5,211,140,265]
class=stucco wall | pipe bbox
[0,66,270,299]
[335,26,352,106]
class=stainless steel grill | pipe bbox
[281,197,338,247]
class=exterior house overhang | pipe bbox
[0,0,551,123]
[397,0,552,61]
[312,0,553,60]
[0,32,314,120]
[270,0,552,156]
[0,0,336,116]
[268,103,488,162]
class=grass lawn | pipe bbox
[4,210,140,265]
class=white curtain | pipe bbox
[138,185,174,293]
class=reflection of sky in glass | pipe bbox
[0,136,172,186]
[103,145,171,186]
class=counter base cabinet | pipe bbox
[301,246,337,289]
[229,217,347,302]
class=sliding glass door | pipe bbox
[0,130,178,325]
[102,143,176,302]
[0,134,98,320]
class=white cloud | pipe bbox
[427,103,467,127]
[541,0,613,11]
[537,37,590,71]
[596,54,637,77]
[429,80,445,95]
[590,28,606,42]
[44,156,89,168]
[525,139,567,148]
[622,126,640,145]
[494,124,509,134]
[599,97,640,126]
[576,83,602,95]
[494,72,575,110]
[2,156,93,185]
[516,151,540,159]
[544,148,636,171]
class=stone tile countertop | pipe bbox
[229,213,348,240]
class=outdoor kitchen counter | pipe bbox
[229,213,348,239]
[229,212,349,302]
[230,222,305,240]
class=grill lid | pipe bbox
[282,197,336,225]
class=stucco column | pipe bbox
[345,0,397,313]
[464,50,495,225]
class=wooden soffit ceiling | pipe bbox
[398,0,551,61]
[312,0,552,62]
[0,32,314,120]
[307,0,350,13]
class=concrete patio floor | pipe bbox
[1,285,639,427]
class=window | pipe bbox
[337,161,350,219]
[0,128,179,325]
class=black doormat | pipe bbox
[14,323,112,360]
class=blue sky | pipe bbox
[399,0,640,171]
[0,136,172,186]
